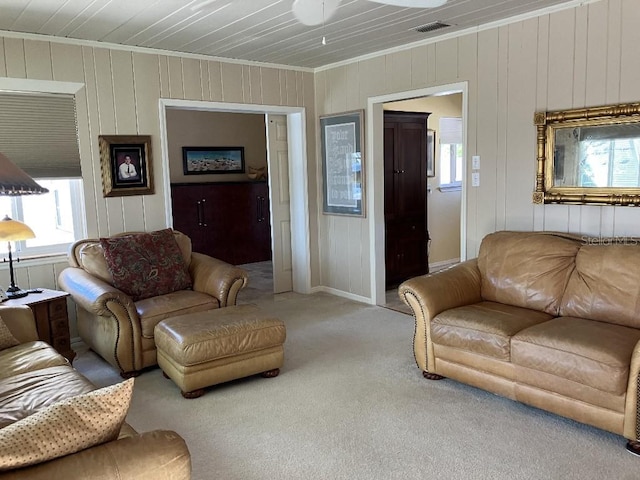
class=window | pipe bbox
[0,91,85,258]
[0,179,84,257]
[439,117,463,188]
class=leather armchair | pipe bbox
[58,230,248,377]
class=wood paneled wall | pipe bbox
[316,0,640,300]
[0,38,316,331]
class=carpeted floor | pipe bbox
[72,266,638,480]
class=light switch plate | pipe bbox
[472,155,480,170]
[472,172,480,187]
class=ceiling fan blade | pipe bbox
[189,0,219,12]
[366,0,448,7]
[292,0,341,26]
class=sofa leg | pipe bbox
[626,440,640,456]
[261,368,280,378]
[120,370,141,379]
[182,389,205,399]
[162,371,169,379]
[423,371,445,380]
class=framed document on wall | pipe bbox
[320,110,365,217]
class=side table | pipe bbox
[4,288,76,363]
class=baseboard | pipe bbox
[429,258,460,271]
[309,286,374,305]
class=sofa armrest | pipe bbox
[624,339,640,441]
[0,430,191,480]
[0,306,39,343]
[398,259,482,373]
[189,252,248,307]
[58,268,137,317]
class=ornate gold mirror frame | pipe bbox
[534,103,640,205]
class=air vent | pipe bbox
[414,21,451,33]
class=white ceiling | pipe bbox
[0,0,581,69]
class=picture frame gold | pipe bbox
[99,135,154,197]
[533,103,640,206]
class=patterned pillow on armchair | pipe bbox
[100,229,192,301]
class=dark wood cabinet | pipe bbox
[171,182,272,266]
[384,111,430,287]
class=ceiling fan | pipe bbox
[188,0,449,27]
[292,0,448,26]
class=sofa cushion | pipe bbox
[0,341,69,381]
[561,243,640,328]
[137,290,219,339]
[0,315,18,350]
[101,229,192,301]
[0,378,133,470]
[431,301,554,361]
[478,231,581,315]
[512,316,640,395]
[0,365,95,428]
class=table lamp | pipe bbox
[0,215,35,299]
[0,152,48,299]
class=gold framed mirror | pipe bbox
[533,103,640,205]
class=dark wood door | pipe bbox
[171,184,207,254]
[384,111,429,287]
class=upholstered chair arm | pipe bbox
[623,339,640,441]
[398,259,482,373]
[0,430,191,480]
[58,268,137,317]
[189,252,248,307]
[0,306,39,343]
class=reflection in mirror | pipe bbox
[553,124,640,188]
[534,103,640,206]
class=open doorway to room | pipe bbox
[366,83,467,312]
[159,100,311,300]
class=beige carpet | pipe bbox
[73,284,638,479]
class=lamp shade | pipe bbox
[0,215,35,242]
[0,153,49,195]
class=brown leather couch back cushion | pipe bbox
[561,244,640,328]
[478,231,581,315]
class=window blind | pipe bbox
[0,92,81,178]
[439,117,462,144]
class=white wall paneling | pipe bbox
[319,0,640,304]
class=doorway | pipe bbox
[158,99,311,296]
[367,82,468,306]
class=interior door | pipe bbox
[266,114,293,293]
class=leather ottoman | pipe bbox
[155,305,286,398]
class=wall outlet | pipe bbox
[472,155,480,170]
[472,172,480,187]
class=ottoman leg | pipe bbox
[182,389,205,399]
[261,368,280,378]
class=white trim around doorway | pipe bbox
[158,98,312,294]
[367,82,469,306]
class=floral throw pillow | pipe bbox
[100,229,192,301]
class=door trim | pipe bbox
[367,82,468,305]
[158,99,311,294]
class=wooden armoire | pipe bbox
[384,111,430,287]
[170,181,272,266]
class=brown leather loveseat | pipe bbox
[0,305,191,479]
[58,229,248,377]
[399,230,640,453]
